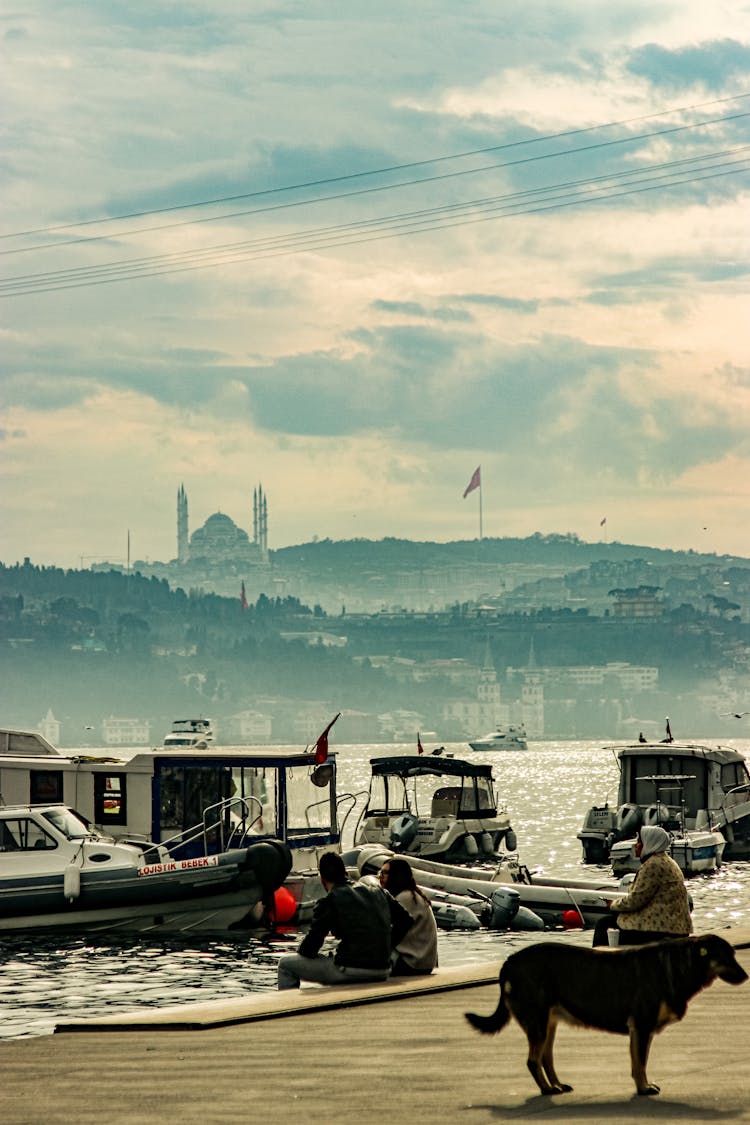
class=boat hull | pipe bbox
[352,845,615,928]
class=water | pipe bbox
[3,739,749,1040]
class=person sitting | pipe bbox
[593,825,693,947]
[277,851,412,990]
[379,857,438,975]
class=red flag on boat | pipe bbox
[240,581,248,610]
[463,466,481,498]
[313,713,341,764]
[417,732,424,755]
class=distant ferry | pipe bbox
[163,718,214,749]
[468,726,528,752]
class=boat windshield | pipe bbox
[286,765,335,835]
[365,772,496,817]
[42,807,94,839]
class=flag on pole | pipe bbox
[240,581,248,610]
[417,732,424,755]
[463,466,481,498]
[600,516,607,527]
[313,712,341,764]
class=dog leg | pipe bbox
[629,1025,659,1096]
[541,1022,573,1094]
[525,1015,568,1096]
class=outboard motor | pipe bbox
[644,802,670,827]
[487,886,521,930]
[614,802,642,842]
[389,812,419,852]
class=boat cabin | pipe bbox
[0,733,340,873]
[617,743,750,830]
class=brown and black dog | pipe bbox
[466,934,747,1097]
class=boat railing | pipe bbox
[160,796,263,856]
[337,790,365,844]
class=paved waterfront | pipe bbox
[2,930,750,1125]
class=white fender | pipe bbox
[63,864,81,901]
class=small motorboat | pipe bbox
[350,844,617,930]
[163,718,214,749]
[0,802,292,936]
[468,726,528,751]
[353,753,518,863]
[577,729,747,874]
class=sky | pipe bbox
[2,1,750,569]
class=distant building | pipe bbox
[102,717,151,746]
[37,708,60,746]
[177,482,269,566]
[223,710,273,744]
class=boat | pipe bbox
[468,725,528,751]
[163,718,214,749]
[0,724,348,924]
[577,734,750,875]
[353,753,518,863]
[349,844,617,929]
[0,802,292,936]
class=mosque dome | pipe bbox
[189,512,252,561]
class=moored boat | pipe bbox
[353,753,517,863]
[350,843,616,929]
[0,722,346,924]
[0,802,291,935]
[577,731,748,875]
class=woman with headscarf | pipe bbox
[595,825,693,946]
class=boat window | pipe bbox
[457,778,496,816]
[30,770,63,803]
[93,773,128,825]
[42,808,91,839]
[630,756,707,815]
[722,762,750,791]
[157,764,234,850]
[286,766,333,834]
[231,766,277,835]
[1,817,57,850]
[365,775,389,815]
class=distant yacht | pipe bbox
[468,725,528,752]
[163,718,214,749]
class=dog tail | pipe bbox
[465,995,511,1036]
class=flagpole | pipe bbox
[479,481,483,540]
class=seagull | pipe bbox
[83,725,94,730]
[430,748,444,756]
[720,712,750,719]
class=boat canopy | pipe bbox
[369,756,494,780]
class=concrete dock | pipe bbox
[2,929,750,1125]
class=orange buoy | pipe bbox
[561,908,584,928]
[272,886,297,925]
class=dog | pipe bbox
[465,934,747,1097]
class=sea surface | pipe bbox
[3,738,750,1040]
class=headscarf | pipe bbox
[639,825,670,860]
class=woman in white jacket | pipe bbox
[379,857,438,975]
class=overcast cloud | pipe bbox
[1,1,749,566]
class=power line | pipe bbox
[2,152,747,297]
[3,91,750,249]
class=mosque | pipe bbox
[176,483,269,567]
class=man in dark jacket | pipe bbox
[277,851,413,989]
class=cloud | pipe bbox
[627,39,750,91]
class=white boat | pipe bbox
[353,754,517,863]
[0,802,291,936]
[0,726,346,925]
[163,717,214,749]
[350,844,617,930]
[468,726,528,751]
[577,735,749,875]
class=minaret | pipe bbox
[177,484,189,564]
[253,483,269,562]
